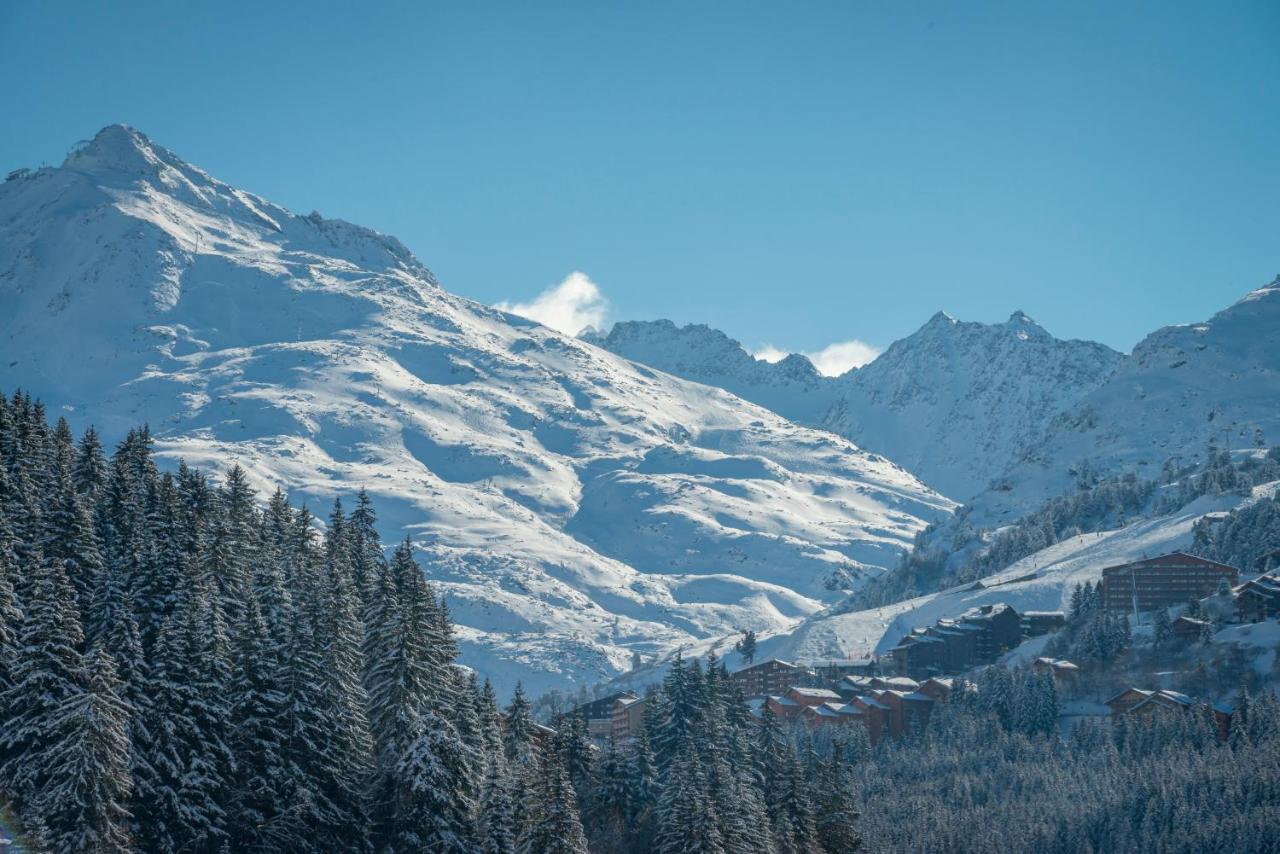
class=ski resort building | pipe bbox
[574,691,647,743]
[1022,611,1067,637]
[888,603,1022,678]
[730,659,816,698]
[1100,552,1239,613]
[1235,573,1280,622]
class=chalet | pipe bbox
[1101,552,1239,613]
[575,691,641,741]
[764,686,842,720]
[872,689,934,737]
[1105,687,1154,716]
[532,723,557,752]
[610,695,647,741]
[764,694,804,720]
[888,604,1021,678]
[730,659,815,699]
[850,695,890,744]
[867,675,921,692]
[1171,615,1212,641]
[1022,611,1067,637]
[960,603,1023,660]
[1129,690,1195,718]
[1110,688,1234,741]
[1236,573,1280,623]
[1031,657,1080,685]
[918,677,954,702]
[785,686,843,707]
[887,633,945,678]
[838,675,877,698]
[800,701,865,731]
[927,623,980,672]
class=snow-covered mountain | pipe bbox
[0,126,954,696]
[597,312,1123,499]
[956,277,1280,531]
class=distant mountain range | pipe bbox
[594,310,1123,500]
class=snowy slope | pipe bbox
[0,126,954,696]
[751,489,1258,665]
[597,312,1121,499]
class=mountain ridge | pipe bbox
[596,307,1124,499]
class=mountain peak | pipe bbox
[63,124,186,179]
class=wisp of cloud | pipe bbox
[753,339,880,376]
[496,272,609,336]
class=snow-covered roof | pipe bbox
[788,686,842,700]
[1105,687,1154,705]
[872,676,921,689]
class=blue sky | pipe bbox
[3,1,1277,368]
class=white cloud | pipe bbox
[496,271,609,336]
[752,339,881,376]
[751,345,790,364]
[805,340,880,376]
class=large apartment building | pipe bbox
[1101,552,1238,613]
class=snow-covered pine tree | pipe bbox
[654,743,724,854]
[0,546,86,814]
[38,646,134,854]
[520,748,588,854]
[478,750,517,854]
[289,525,374,850]
[72,426,109,500]
[392,709,477,853]
[41,456,104,629]
[133,565,230,854]
[504,682,537,766]
[225,596,290,852]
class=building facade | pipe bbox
[730,659,815,698]
[1101,552,1239,613]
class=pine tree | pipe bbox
[0,548,86,813]
[735,629,758,665]
[521,750,589,854]
[134,569,231,854]
[39,647,134,854]
[478,755,516,854]
[41,460,104,629]
[654,744,724,854]
[72,426,109,500]
[225,597,290,852]
[504,682,538,766]
[392,709,477,852]
[287,537,374,851]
